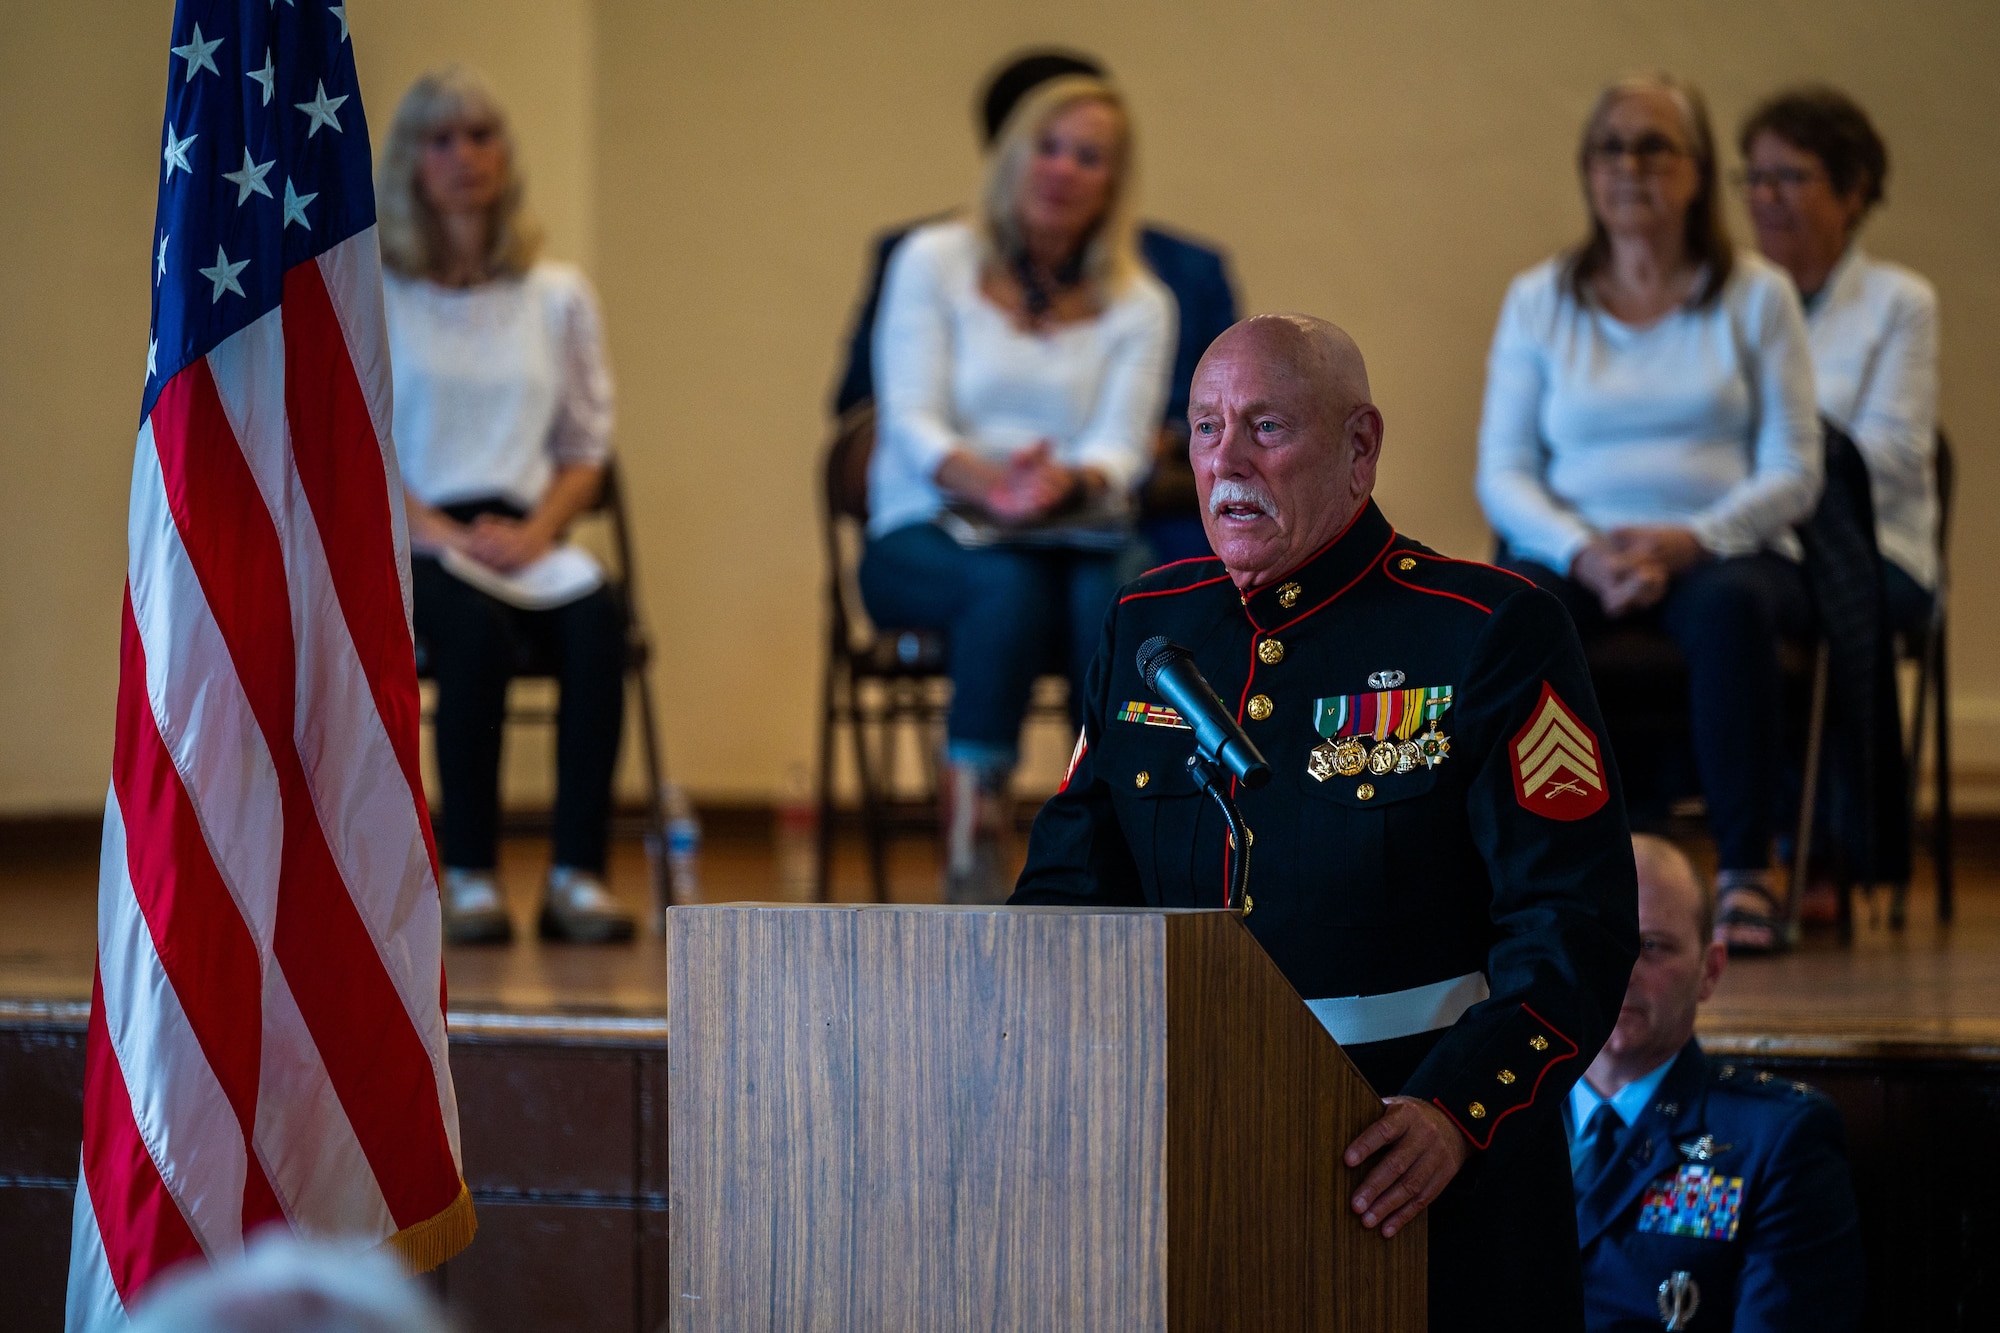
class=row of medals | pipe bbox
[1307,723,1451,782]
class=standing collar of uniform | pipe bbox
[1568,1049,1677,1140]
[1236,499,1396,631]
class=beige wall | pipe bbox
[4,0,1997,813]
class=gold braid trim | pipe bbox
[382,1182,477,1273]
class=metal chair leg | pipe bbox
[1786,642,1831,946]
[815,648,840,903]
[1935,619,1952,923]
[631,651,672,936]
[853,682,890,902]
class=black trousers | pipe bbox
[1498,552,1811,872]
[413,521,625,874]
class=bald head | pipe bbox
[1196,314,1373,426]
[1187,314,1385,590]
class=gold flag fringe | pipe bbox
[383,1182,477,1273]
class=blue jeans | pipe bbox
[1498,551,1811,872]
[859,522,1121,770]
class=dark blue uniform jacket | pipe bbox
[1014,500,1641,1330]
[1578,1040,1865,1332]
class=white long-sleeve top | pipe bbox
[1807,245,1941,589]
[385,261,613,511]
[1475,252,1822,573]
[867,219,1176,537]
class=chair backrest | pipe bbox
[820,405,879,652]
[1935,427,1955,573]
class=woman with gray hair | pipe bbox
[859,75,1175,902]
[379,66,632,945]
[1475,74,1822,954]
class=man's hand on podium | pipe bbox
[1342,1096,1471,1239]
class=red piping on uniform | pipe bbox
[1383,548,1494,615]
[1221,632,1263,909]
[1240,500,1371,602]
[1258,527,1399,634]
[1119,573,1233,604]
[1432,1004,1580,1150]
[1138,554,1225,578]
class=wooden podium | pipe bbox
[667,905,1425,1330]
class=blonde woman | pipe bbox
[379,67,632,945]
[860,75,1175,902]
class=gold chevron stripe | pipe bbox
[1515,698,1602,797]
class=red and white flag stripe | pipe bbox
[68,230,472,1328]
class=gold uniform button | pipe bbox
[1355,782,1376,800]
[1468,1101,1487,1119]
[1257,638,1286,665]
[1247,694,1274,721]
[1135,770,1150,789]
[1529,1035,1549,1052]
[1398,557,1418,571]
[1277,581,1302,608]
[1496,1069,1517,1085]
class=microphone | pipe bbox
[1137,637,1272,789]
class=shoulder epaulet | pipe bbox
[1118,555,1231,604]
[1711,1062,1831,1105]
[1378,544,1537,616]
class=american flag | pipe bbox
[67,4,472,1325]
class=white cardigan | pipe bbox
[1475,253,1822,573]
[1807,245,1941,589]
[867,220,1175,537]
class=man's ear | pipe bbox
[1345,403,1385,500]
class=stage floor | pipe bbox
[5,821,1999,1057]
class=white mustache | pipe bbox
[1207,479,1277,518]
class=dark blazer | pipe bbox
[1013,500,1642,1330]
[1576,1040,1865,1332]
[829,219,1238,425]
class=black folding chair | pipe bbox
[1894,430,1955,925]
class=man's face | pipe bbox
[1187,337,1375,587]
[1601,856,1725,1070]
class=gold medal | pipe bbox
[1367,741,1398,775]
[1395,739,1424,774]
[1332,737,1368,777]
[1307,739,1339,783]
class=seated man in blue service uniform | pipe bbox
[1572,834,1863,1331]
[1013,314,1642,1330]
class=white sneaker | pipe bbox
[442,868,513,945]
[539,867,636,943]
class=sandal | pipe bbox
[1715,877,1789,956]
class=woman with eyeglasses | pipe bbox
[1740,86,1940,642]
[1476,74,1820,955]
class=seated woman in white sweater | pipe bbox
[1740,86,1941,640]
[379,68,633,946]
[1475,74,1821,954]
[860,75,1175,901]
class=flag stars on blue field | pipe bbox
[148,338,158,379]
[199,246,250,303]
[163,125,196,180]
[171,24,223,80]
[156,233,169,285]
[247,49,276,106]
[283,178,317,230]
[329,6,350,42]
[296,81,348,137]
[223,149,276,206]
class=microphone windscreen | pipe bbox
[1136,636,1184,691]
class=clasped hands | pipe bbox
[1342,1095,1470,1239]
[939,441,1093,524]
[418,512,555,573]
[1570,525,1706,617]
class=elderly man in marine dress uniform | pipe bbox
[1012,314,1641,1330]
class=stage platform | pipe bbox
[4,823,1998,1330]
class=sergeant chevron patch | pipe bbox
[1509,682,1608,819]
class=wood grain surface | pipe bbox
[667,905,1423,1331]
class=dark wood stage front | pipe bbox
[4,823,1998,1330]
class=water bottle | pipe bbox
[774,764,818,901]
[665,783,702,903]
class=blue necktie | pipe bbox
[1575,1102,1624,1198]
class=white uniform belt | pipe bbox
[1306,971,1490,1047]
